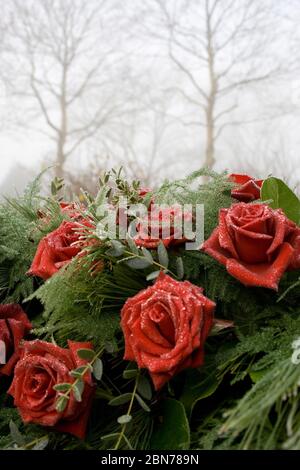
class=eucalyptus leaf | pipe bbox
[111,240,125,251]
[141,247,154,263]
[121,434,133,450]
[32,438,49,451]
[73,380,84,402]
[104,340,118,354]
[137,376,152,400]
[101,433,120,441]
[70,364,92,378]
[9,421,25,447]
[125,257,152,269]
[146,270,161,281]
[106,240,125,257]
[77,348,95,361]
[157,242,169,268]
[176,257,184,279]
[135,393,151,412]
[93,358,103,380]
[109,393,133,406]
[126,236,139,254]
[53,383,72,393]
[55,395,68,413]
[70,370,82,378]
[117,414,132,425]
[123,369,138,379]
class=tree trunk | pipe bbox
[205,103,215,169]
[204,1,217,170]
[55,60,68,179]
[55,133,66,178]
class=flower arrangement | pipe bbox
[0,168,300,450]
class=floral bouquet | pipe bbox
[1,169,300,451]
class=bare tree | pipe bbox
[91,86,192,187]
[5,0,130,177]
[138,0,285,168]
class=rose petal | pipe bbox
[226,242,294,290]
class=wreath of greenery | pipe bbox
[1,168,300,451]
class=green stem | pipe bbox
[123,249,178,279]
[113,374,139,450]
[22,435,49,450]
[57,349,103,403]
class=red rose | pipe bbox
[121,273,215,390]
[8,340,94,439]
[28,220,88,280]
[230,174,263,202]
[0,304,32,376]
[202,202,300,290]
[134,204,193,249]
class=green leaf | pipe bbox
[101,433,120,441]
[55,395,68,413]
[104,341,118,354]
[141,247,154,263]
[70,364,92,378]
[77,348,95,361]
[73,380,84,402]
[150,398,190,450]
[125,257,152,269]
[123,369,138,379]
[135,393,151,412]
[9,420,25,447]
[137,376,152,400]
[121,434,133,450]
[32,438,49,451]
[146,270,161,281]
[109,393,133,406]
[180,368,221,418]
[249,368,270,383]
[176,257,184,279]
[53,383,72,393]
[157,242,169,268]
[117,414,132,424]
[126,236,139,254]
[93,358,103,380]
[106,240,125,257]
[122,362,138,379]
[261,177,300,224]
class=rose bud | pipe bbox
[230,174,263,202]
